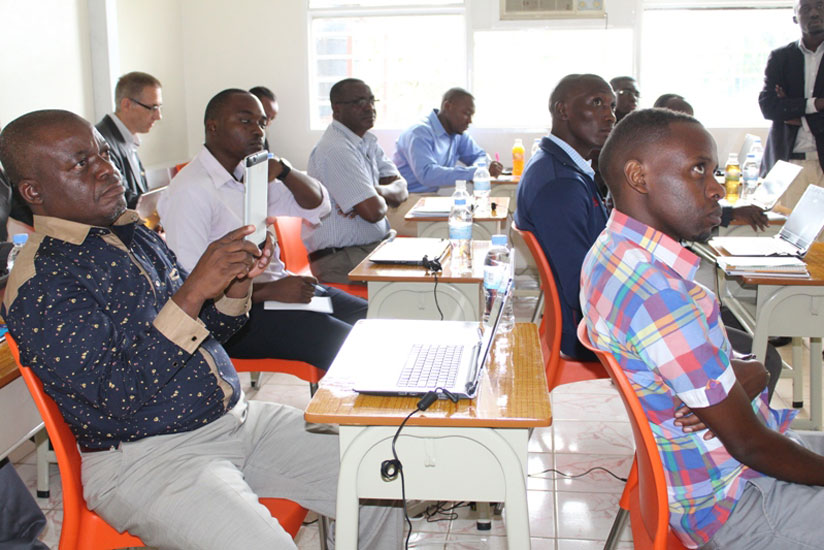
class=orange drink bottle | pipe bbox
[512,138,525,177]
[724,153,741,204]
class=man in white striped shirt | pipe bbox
[305,78,408,284]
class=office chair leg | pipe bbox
[310,382,319,397]
[318,514,330,550]
[250,371,262,388]
[35,429,51,498]
[603,508,629,550]
[531,290,544,325]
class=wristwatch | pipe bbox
[278,158,292,181]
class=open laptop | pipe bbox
[349,278,512,399]
[711,184,824,257]
[135,185,168,220]
[737,134,759,167]
[368,237,450,266]
[748,160,803,210]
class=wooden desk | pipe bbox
[404,196,510,240]
[491,177,520,215]
[305,322,551,549]
[711,242,824,429]
[0,341,44,461]
[348,240,490,321]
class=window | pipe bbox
[640,7,797,127]
[308,1,466,130]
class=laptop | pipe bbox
[737,134,759,167]
[369,237,450,266]
[135,185,168,220]
[349,278,512,399]
[748,160,803,210]
[711,184,824,257]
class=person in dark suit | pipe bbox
[95,72,162,208]
[759,0,824,209]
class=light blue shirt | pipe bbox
[546,133,595,179]
[393,109,488,193]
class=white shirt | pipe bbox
[793,39,824,153]
[304,120,400,252]
[158,146,331,283]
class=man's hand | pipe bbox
[731,205,769,231]
[775,85,803,125]
[336,205,359,219]
[258,276,317,304]
[489,161,504,178]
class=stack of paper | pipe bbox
[716,256,809,278]
[407,197,455,217]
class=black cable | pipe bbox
[422,254,444,321]
[528,465,628,483]
[433,272,444,321]
[392,407,419,549]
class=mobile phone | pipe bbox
[243,151,270,245]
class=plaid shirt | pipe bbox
[580,210,796,548]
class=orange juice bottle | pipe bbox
[724,153,741,204]
[512,138,525,177]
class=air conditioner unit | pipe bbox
[500,0,605,19]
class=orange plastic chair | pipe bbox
[6,335,309,550]
[231,357,324,396]
[273,216,368,299]
[511,222,607,391]
[577,322,688,550]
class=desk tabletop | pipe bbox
[304,323,551,428]
[348,239,490,283]
[404,197,510,222]
[713,242,824,286]
[0,341,18,389]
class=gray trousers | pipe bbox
[309,242,381,285]
[80,397,402,550]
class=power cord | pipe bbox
[421,254,444,320]
[381,388,459,549]
[528,466,628,483]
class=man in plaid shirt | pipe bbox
[581,108,824,550]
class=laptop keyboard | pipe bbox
[397,344,463,388]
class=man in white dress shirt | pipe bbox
[159,89,367,370]
[305,78,408,284]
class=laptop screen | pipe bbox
[465,277,513,395]
[780,184,824,253]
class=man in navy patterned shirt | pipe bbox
[0,110,401,549]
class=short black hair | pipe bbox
[610,76,635,89]
[249,86,276,102]
[203,88,249,126]
[330,78,365,104]
[598,108,700,200]
[653,93,685,108]
[549,74,609,117]
[441,87,474,107]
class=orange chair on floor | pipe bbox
[231,356,324,396]
[7,336,309,550]
[511,222,607,391]
[273,216,368,299]
[577,323,688,550]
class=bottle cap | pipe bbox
[12,233,28,245]
[491,234,507,246]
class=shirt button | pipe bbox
[191,336,197,341]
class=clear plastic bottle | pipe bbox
[724,153,741,204]
[483,234,514,332]
[472,162,491,214]
[6,233,28,274]
[452,179,471,203]
[741,152,759,201]
[448,196,473,273]
[750,137,764,165]
[512,138,525,177]
[531,137,541,159]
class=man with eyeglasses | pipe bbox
[96,71,163,208]
[305,78,408,284]
[610,76,640,123]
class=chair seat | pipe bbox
[555,358,608,387]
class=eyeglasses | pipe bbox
[617,89,640,99]
[335,97,378,108]
[129,98,162,112]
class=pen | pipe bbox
[285,270,326,294]
[312,282,327,294]
[495,152,500,162]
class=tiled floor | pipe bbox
[10,278,822,549]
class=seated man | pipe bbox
[514,74,615,359]
[390,88,503,235]
[249,85,279,151]
[653,93,695,115]
[305,78,408,284]
[160,89,366,371]
[610,76,639,123]
[581,108,823,550]
[0,110,400,550]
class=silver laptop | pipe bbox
[369,237,450,266]
[135,185,168,219]
[350,279,512,399]
[711,184,824,257]
[748,160,803,210]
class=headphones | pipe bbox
[380,458,402,482]
[421,254,442,272]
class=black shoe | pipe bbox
[768,336,792,347]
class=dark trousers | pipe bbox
[0,458,49,549]
[223,286,367,370]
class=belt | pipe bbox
[308,246,347,263]
[79,444,118,453]
[789,151,818,160]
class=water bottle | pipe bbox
[472,162,492,214]
[6,233,28,273]
[483,234,514,332]
[751,137,764,164]
[452,179,471,203]
[724,153,741,204]
[531,138,541,159]
[741,152,759,200]
[448,195,472,273]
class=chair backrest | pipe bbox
[273,216,311,275]
[577,322,672,550]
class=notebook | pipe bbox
[350,278,512,399]
[711,184,824,257]
[368,237,450,266]
[748,160,803,210]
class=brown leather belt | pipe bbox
[79,444,118,453]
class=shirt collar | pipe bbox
[428,109,449,138]
[196,146,244,189]
[606,209,700,281]
[33,210,141,245]
[110,113,141,148]
[798,39,824,55]
[331,119,377,146]
[547,133,595,178]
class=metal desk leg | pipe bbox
[792,337,805,408]
[810,337,823,430]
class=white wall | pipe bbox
[0,0,94,126]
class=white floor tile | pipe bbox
[553,420,634,456]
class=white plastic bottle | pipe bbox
[6,233,28,274]
[472,162,492,213]
[483,234,514,332]
[741,152,760,200]
[448,194,473,273]
[750,137,764,165]
[452,179,471,203]
[531,138,541,159]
